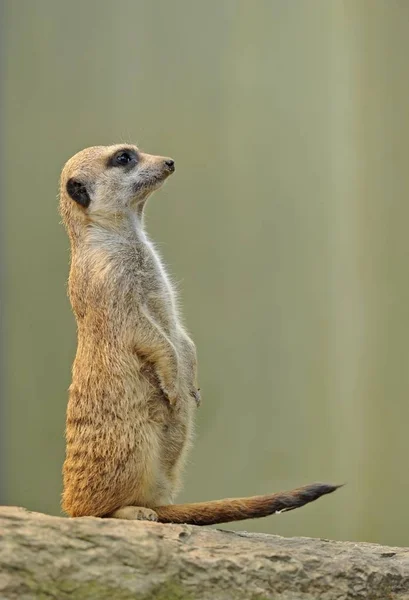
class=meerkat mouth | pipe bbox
[133,173,169,193]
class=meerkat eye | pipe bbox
[113,150,137,167]
[116,152,132,165]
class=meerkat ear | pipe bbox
[66,178,91,208]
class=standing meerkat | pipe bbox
[60,143,339,524]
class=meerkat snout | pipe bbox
[164,159,175,172]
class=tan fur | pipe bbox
[60,144,339,525]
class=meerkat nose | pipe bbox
[164,159,175,172]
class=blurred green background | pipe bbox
[1,0,409,547]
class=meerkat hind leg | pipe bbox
[110,506,158,521]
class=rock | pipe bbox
[0,506,408,599]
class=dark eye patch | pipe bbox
[108,148,138,169]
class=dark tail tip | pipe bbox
[307,482,344,497]
[278,482,343,513]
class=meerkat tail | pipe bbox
[154,482,341,526]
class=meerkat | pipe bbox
[60,143,339,525]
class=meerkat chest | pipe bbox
[137,238,178,325]
[87,227,179,331]
[143,239,173,295]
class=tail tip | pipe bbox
[308,481,345,497]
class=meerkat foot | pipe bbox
[110,506,158,521]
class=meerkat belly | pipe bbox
[64,366,182,514]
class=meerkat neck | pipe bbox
[78,208,147,244]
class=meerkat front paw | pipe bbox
[159,380,180,405]
[190,388,201,406]
[154,355,180,406]
[110,506,158,521]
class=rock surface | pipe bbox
[0,506,408,599]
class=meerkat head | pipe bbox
[60,143,175,230]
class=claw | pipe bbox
[160,384,179,405]
[190,388,201,407]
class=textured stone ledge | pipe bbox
[0,506,408,599]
